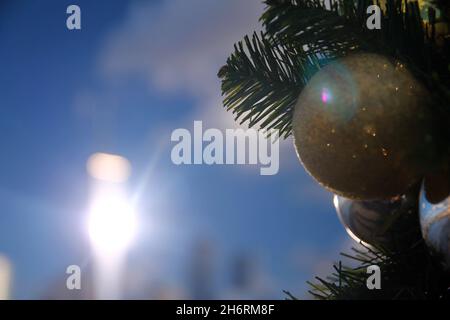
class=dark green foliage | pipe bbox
[304,243,450,300]
[218,33,325,138]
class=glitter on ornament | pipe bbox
[293,53,437,199]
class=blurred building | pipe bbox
[188,239,216,299]
[0,254,12,300]
[231,253,255,290]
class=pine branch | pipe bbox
[218,32,325,138]
[261,0,370,55]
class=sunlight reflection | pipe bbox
[321,88,331,104]
[86,152,137,299]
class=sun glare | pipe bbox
[88,191,137,255]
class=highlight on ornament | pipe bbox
[321,88,332,104]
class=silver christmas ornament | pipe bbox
[333,195,402,248]
[419,183,450,270]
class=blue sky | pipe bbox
[0,0,350,299]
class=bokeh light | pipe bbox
[87,153,131,183]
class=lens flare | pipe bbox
[87,153,131,183]
[321,88,331,104]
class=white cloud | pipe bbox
[98,1,260,142]
[100,0,265,100]
[96,0,306,175]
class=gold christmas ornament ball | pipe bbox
[293,53,436,200]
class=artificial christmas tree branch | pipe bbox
[218,33,325,138]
